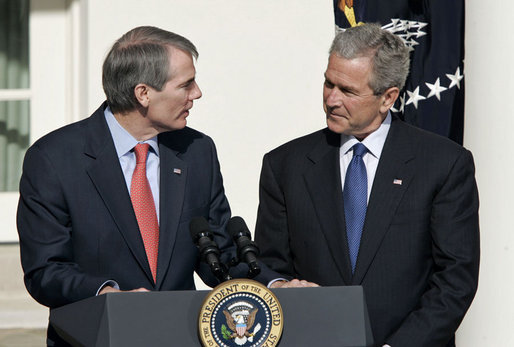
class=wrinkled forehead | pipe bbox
[166,46,196,80]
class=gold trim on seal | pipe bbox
[198,279,283,347]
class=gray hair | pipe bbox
[102,26,198,113]
[329,23,410,94]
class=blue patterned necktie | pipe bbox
[343,143,368,273]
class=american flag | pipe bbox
[334,0,465,144]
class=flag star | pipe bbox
[392,93,406,114]
[399,93,406,113]
[391,93,405,113]
[446,67,464,89]
[406,86,426,109]
[425,78,448,100]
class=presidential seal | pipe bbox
[198,279,283,347]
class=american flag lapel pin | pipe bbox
[393,178,402,185]
[173,168,182,175]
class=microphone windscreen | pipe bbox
[227,216,250,238]
[189,216,210,239]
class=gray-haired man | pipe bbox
[255,23,480,346]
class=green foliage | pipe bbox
[221,324,232,340]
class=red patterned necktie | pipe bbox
[130,143,159,282]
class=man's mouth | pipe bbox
[328,111,345,118]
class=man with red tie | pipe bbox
[17,26,234,346]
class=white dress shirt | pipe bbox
[339,112,392,201]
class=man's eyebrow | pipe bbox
[324,74,355,93]
[324,74,335,85]
[179,76,196,87]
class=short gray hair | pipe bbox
[329,23,410,94]
[102,26,198,114]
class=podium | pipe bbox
[50,286,373,346]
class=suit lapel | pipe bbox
[154,133,187,289]
[352,118,416,284]
[84,105,154,284]
[303,130,353,285]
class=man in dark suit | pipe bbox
[254,24,480,346]
[17,26,235,345]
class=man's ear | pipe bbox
[134,84,150,107]
[380,86,400,114]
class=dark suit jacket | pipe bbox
[17,103,234,343]
[254,116,480,347]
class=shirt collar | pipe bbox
[104,107,159,158]
[340,111,391,159]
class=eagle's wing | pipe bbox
[223,310,236,331]
[247,308,258,329]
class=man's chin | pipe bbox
[160,120,187,133]
[173,121,187,131]
[326,117,348,134]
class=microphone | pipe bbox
[189,216,231,282]
[227,216,261,278]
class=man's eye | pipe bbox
[324,80,334,88]
[182,80,195,89]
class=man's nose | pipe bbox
[325,88,343,107]
[191,82,202,100]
